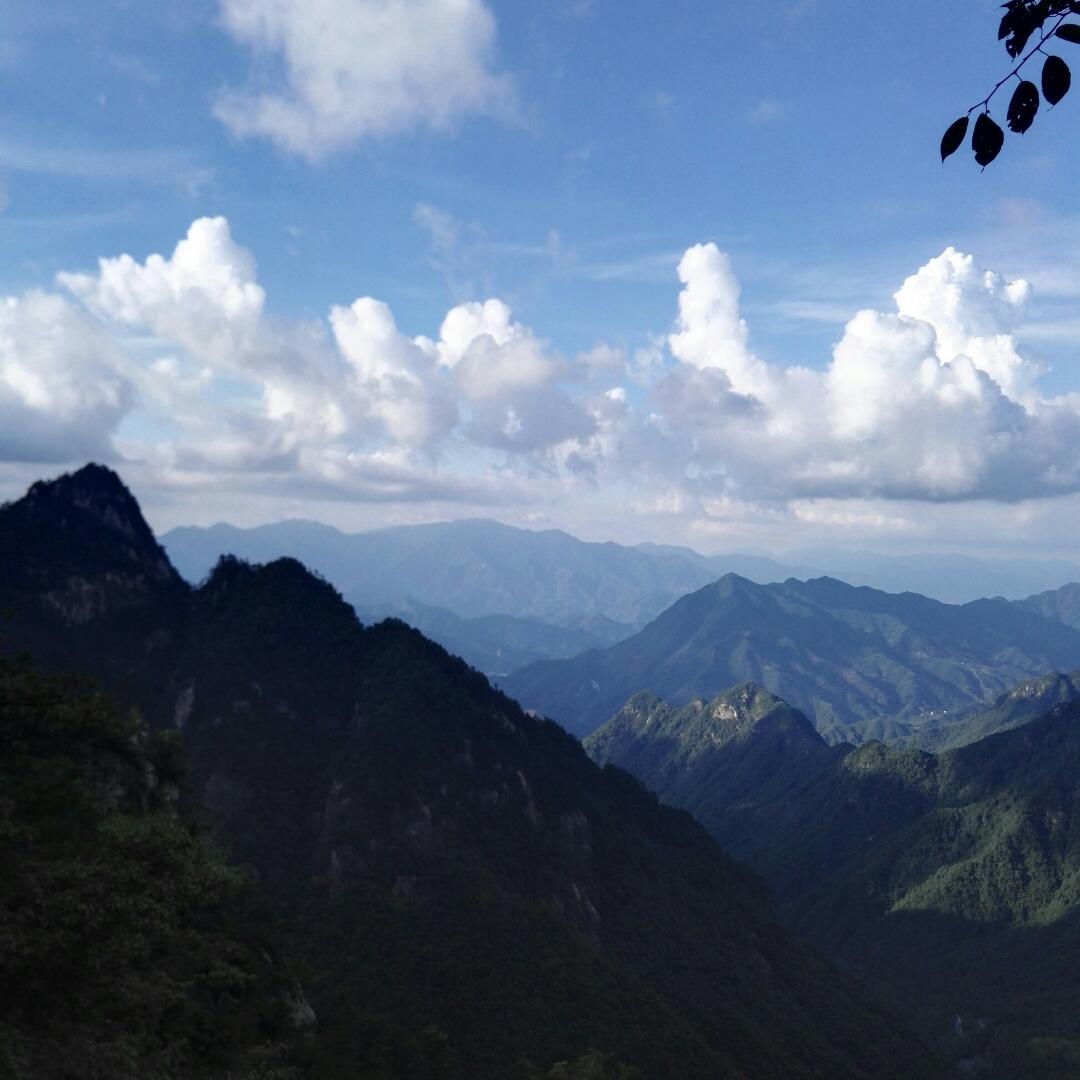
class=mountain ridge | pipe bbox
[586,681,1080,1076]
[506,571,1080,742]
[0,464,939,1079]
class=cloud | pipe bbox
[644,244,1080,504]
[668,243,769,396]
[8,217,1080,544]
[213,0,513,159]
[0,291,132,462]
[48,217,595,485]
[0,138,212,192]
[60,216,265,338]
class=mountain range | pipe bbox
[161,520,1080,681]
[585,683,1080,1077]
[504,573,1080,742]
[0,465,938,1079]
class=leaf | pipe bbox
[1042,54,1072,105]
[1006,23,1035,58]
[940,116,970,161]
[972,112,1005,167]
[1007,80,1040,132]
[1056,23,1080,43]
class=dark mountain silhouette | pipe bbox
[0,465,938,1080]
[505,573,1080,742]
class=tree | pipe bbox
[942,0,1080,167]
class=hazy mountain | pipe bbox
[1016,581,1080,630]
[504,573,1080,742]
[161,517,719,628]
[787,548,1080,604]
[633,542,816,581]
[587,685,1080,1076]
[0,465,937,1080]
[352,598,621,677]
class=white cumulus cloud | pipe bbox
[0,292,132,462]
[213,0,513,159]
[6,217,1080,546]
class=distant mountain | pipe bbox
[634,542,818,581]
[587,685,1080,1076]
[1016,580,1080,630]
[787,548,1080,604]
[0,465,937,1080]
[352,598,621,677]
[504,573,1080,742]
[162,517,719,629]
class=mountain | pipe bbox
[584,686,844,881]
[0,465,938,1080]
[161,517,719,628]
[352,598,621,677]
[587,685,1080,1077]
[0,652,305,1080]
[504,573,1080,742]
[1016,581,1080,630]
[786,549,1080,605]
[906,669,1080,752]
[634,543,817,582]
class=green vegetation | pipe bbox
[506,573,1080,741]
[0,653,301,1080]
[589,684,1080,1077]
[907,669,1080,751]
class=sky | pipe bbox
[5,0,1080,558]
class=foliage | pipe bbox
[942,1,1080,167]
[506,573,1080,743]
[590,683,1080,1078]
[0,654,304,1080]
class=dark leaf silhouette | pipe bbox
[1043,54,1072,104]
[972,112,1005,166]
[940,116,970,160]
[1007,80,1041,132]
[1006,23,1036,58]
[998,5,1022,40]
[1058,23,1080,43]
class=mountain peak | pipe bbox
[20,463,154,544]
[704,682,797,729]
[0,463,183,625]
[587,684,823,773]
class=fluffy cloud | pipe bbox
[330,297,457,449]
[0,292,132,462]
[60,217,265,361]
[213,0,512,159]
[6,217,1080,542]
[647,243,1080,504]
[668,243,769,397]
[45,217,595,486]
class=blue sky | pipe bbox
[5,0,1080,557]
